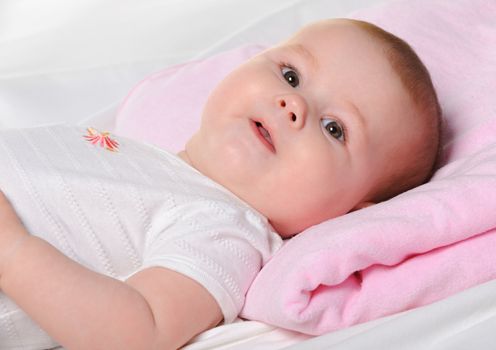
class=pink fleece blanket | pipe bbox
[240,0,496,334]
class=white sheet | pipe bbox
[182,279,496,350]
[2,0,495,349]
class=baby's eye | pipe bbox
[281,66,299,88]
[321,118,345,142]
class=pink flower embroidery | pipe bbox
[83,127,119,152]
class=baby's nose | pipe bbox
[277,94,307,129]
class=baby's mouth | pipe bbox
[251,119,275,153]
[255,121,274,148]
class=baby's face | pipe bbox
[182,19,421,237]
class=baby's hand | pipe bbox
[0,190,29,279]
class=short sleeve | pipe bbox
[141,202,282,323]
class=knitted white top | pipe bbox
[0,125,282,349]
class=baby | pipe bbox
[0,19,441,349]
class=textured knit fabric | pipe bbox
[0,125,282,349]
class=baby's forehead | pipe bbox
[289,19,374,42]
[280,20,387,71]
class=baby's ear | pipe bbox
[350,201,375,212]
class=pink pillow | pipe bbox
[349,0,496,165]
[114,44,266,152]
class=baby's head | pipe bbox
[180,19,442,238]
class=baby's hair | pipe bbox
[349,19,443,203]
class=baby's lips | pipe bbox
[251,119,276,153]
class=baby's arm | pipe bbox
[0,191,222,349]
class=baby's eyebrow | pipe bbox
[285,43,318,71]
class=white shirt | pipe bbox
[0,125,282,349]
